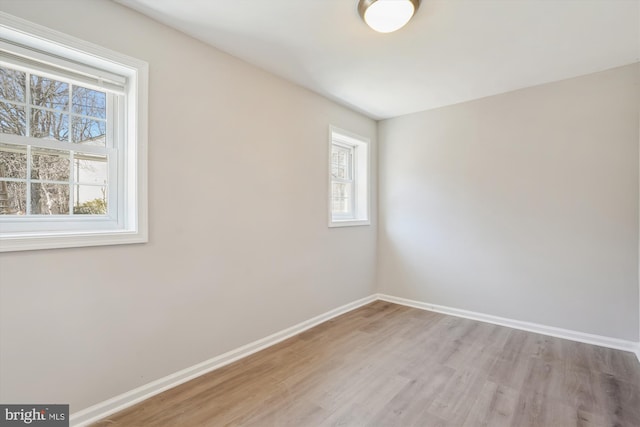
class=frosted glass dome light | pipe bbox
[358,0,421,33]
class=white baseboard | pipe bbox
[70,294,378,427]
[377,294,640,355]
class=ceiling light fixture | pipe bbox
[358,0,421,33]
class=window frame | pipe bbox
[0,12,148,252]
[328,125,370,228]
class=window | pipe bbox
[0,13,148,251]
[328,126,369,227]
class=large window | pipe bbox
[328,126,369,227]
[0,13,148,251]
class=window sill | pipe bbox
[328,219,371,228]
[0,229,148,252]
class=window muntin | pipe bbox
[328,126,370,227]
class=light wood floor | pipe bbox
[94,301,640,426]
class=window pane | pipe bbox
[73,185,107,215]
[331,145,352,180]
[72,86,106,119]
[31,148,70,181]
[331,161,344,179]
[332,182,352,214]
[75,153,107,185]
[0,102,26,136]
[72,116,106,145]
[0,180,26,215]
[0,66,26,102]
[0,143,27,179]
[30,108,69,141]
[31,183,69,215]
[30,74,69,111]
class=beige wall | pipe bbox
[0,0,377,412]
[378,64,640,340]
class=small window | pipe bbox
[328,126,369,227]
[0,14,148,251]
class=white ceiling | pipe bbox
[117,0,639,119]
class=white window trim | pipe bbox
[0,12,148,252]
[328,125,370,228]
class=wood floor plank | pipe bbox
[461,381,520,427]
[428,368,487,424]
[369,364,455,426]
[316,374,409,426]
[510,389,607,427]
[594,371,640,426]
[487,352,531,391]
[93,302,640,427]
[244,398,328,427]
